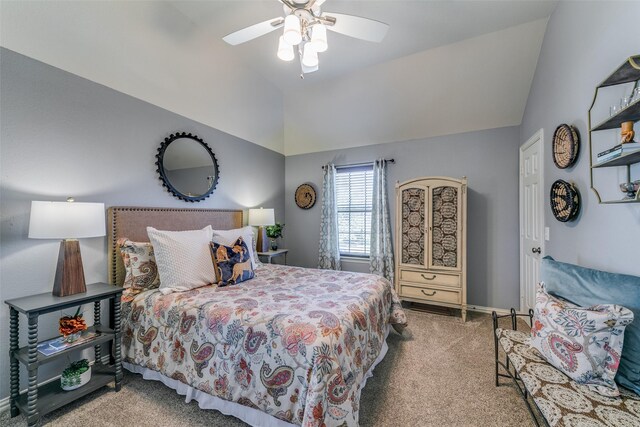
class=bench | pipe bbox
[492,309,640,427]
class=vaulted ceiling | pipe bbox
[173,0,556,90]
[0,1,557,155]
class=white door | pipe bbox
[520,130,544,313]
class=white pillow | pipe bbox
[212,226,261,269]
[147,226,216,294]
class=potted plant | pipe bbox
[265,223,284,250]
[61,359,91,391]
[59,306,88,343]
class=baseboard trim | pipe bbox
[0,355,111,415]
[0,396,8,415]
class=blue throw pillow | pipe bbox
[541,256,640,395]
[210,237,254,287]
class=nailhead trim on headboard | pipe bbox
[107,206,244,286]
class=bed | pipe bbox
[108,207,407,427]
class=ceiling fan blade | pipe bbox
[322,12,389,43]
[223,17,284,46]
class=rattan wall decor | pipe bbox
[552,124,580,169]
[550,179,580,222]
[294,183,317,209]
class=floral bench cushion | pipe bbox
[496,328,640,427]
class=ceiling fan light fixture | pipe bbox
[222,0,389,76]
[277,36,295,61]
[309,24,328,53]
[302,43,319,68]
[283,14,302,45]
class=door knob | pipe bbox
[531,247,541,254]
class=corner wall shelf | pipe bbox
[591,98,640,131]
[588,55,640,204]
[592,150,640,168]
[600,198,640,205]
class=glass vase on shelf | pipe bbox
[59,306,87,343]
[610,104,620,117]
[270,239,278,251]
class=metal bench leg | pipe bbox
[492,312,500,386]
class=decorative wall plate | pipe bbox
[295,183,316,209]
[550,180,580,222]
[552,124,580,169]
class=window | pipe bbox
[335,165,373,257]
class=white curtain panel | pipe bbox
[318,163,341,270]
[370,159,394,282]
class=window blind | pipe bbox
[335,165,373,257]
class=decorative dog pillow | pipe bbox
[210,237,255,286]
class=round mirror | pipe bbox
[156,132,220,202]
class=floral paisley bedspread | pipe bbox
[122,264,407,427]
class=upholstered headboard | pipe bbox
[107,206,243,286]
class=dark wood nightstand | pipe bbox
[257,249,289,264]
[4,283,123,426]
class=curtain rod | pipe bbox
[321,158,395,169]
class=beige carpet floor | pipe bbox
[1,310,534,426]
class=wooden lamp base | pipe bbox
[53,239,87,297]
[255,226,270,252]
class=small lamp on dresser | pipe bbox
[249,207,275,253]
[28,199,106,297]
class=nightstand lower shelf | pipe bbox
[13,325,115,367]
[16,364,116,418]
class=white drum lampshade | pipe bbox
[29,201,106,296]
[249,208,275,252]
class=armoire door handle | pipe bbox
[421,274,436,280]
[421,290,437,296]
[531,247,541,254]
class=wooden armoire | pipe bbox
[395,177,468,321]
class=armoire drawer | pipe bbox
[399,269,461,288]
[400,284,461,305]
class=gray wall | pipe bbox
[285,126,522,310]
[520,1,640,276]
[0,48,285,399]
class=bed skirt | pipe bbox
[123,326,391,427]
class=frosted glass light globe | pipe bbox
[277,36,294,61]
[283,15,302,45]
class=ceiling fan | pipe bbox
[222,0,389,77]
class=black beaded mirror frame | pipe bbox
[155,132,220,202]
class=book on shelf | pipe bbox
[37,331,100,357]
[597,142,640,163]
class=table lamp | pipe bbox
[249,208,275,252]
[28,199,106,297]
